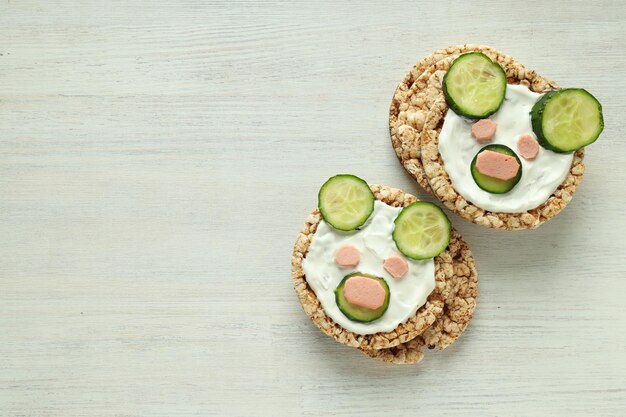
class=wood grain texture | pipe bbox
[1,1,625,416]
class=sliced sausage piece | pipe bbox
[334,245,360,267]
[383,256,408,279]
[471,119,497,143]
[343,276,386,310]
[476,150,520,181]
[517,134,539,160]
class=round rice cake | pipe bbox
[418,48,585,230]
[291,184,455,350]
[389,44,505,194]
[361,230,478,364]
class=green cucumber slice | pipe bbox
[530,88,604,153]
[318,174,374,231]
[470,144,522,194]
[335,273,390,323]
[392,202,451,260]
[443,52,507,119]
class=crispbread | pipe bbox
[391,45,585,229]
[292,185,455,350]
[417,48,584,230]
[361,230,478,364]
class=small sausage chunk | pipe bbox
[471,119,497,143]
[343,276,386,310]
[335,245,360,267]
[383,256,409,279]
[517,134,539,160]
[475,150,520,181]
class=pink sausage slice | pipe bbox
[335,245,360,267]
[343,276,386,310]
[517,134,539,160]
[471,119,497,143]
[476,150,520,181]
[383,256,408,279]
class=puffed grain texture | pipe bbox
[291,185,453,350]
[418,48,584,230]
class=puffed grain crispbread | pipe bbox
[292,185,447,350]
[418,49,584,230]
[292,185,477,355]
[390,45,585,230]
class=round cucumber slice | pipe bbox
[318,174,374,231]
[335,273,390,323]
[443,52,507,119]
[470,144,522,194]
[531,88,604,153]
[392,202,451,260]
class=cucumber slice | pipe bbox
[443,52,507,119]
[531,88,604,153]
[392,202,450,260]
[335,273,390,323]
[470,144,522,194]
[318,174,374,231]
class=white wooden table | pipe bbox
[1,1,625,416]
